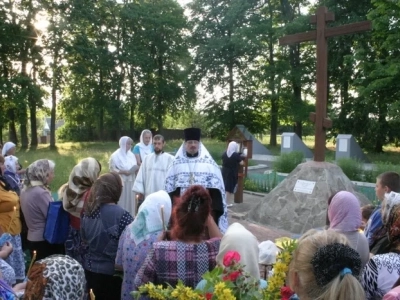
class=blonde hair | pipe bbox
[288,230,365,300]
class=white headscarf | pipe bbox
[129,190,171,245]
[4,155,18,173]
[137,129,153,161]
[227,141,237,158]
[382,191,400,225]
[110,136,137,171]
[2,142,16,156]
[216,222,260,279]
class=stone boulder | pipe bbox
[248,161,371,234]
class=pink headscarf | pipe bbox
[328,191,361,232]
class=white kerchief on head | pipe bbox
[382,191,400,225]
[138,130,153,161]
[4,155,18,173]
[2,142,16,156]
[110,136,137,171]
[227,141,237,158]
[328,191,361,232]
[129,190,172,245]
[216,222,260,279]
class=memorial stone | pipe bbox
[281,132,313,159]
[335,134,369,162]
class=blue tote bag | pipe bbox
[44,201,70,244]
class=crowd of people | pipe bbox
[0,130,399,299]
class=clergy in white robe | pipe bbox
[165,128,228,233]
[132,135,174,199]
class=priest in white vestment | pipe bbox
[165,128,228,233]
[132,135,174,201]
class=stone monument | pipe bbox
[335,134,369,162]
[247,6,372,234]
[281,132,313,159]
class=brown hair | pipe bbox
[153,134,165,142]
[377,172,400,192]
[361,204,376,220]
[170,185,211,242]
[0,155,4,164]
[325,192,339,227]
[84,172,122,215]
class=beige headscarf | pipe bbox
[24,159,54,190]
[60,157,101,217]
[216,222,260,279]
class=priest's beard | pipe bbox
[154,149,163,155]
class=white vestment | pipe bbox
[132,152,174,198]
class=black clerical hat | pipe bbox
[184,128,201,141]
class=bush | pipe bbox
[336,158,364,182]
[273,151,305,173]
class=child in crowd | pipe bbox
[361,204,376,231]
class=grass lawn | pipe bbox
[16,139,227,191]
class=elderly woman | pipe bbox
[362,203,400,299]
[3,156,22,195]
[196,222,267,291]
[134,185,222,289]
[116,190,172,300]
[221,141,244,207]
[0,155,25,281]
[24,255,86,299]
[60,157,101,265]
[327,191,369,268]
[109,136,138,215]
[288,230,365,300]
[81,172,134,300]
[20,159,63,261]
[1,143,24,176]
[132,129,153,167]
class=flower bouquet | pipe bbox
[132,251,264,300]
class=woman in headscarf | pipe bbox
[115,190,172,300]
[134,185,222,289]
[327,191,369,268]
[132,129,153,167]
[20,159,63,261]
[81,172,134,300]
[0,155,25,282]
[196,222,267,291]
[24,255,86,300]
[3,156,22,195]
[59,157,101,265]
[362,203,400,299]
[221,141,244,207]
[109,136,138,215]
[1,143,25,176]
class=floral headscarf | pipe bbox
[129,190,171,245]
[387,204,400,250]
[24,159,54,189]
[4,155,18,174]
[25,255,86,300]
[61,157,101,216]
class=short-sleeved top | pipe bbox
[134,238,221,289]
[81,204,133,275]
[132,145,154,155]
[362,252,400,300]
[115,229,159,300]
[20,186,52,241]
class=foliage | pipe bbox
[132,251,264,300]
[264,239,298,300]
[336,158,364,182]
[273,152,304,174]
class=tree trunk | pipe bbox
[50,81,57,149]
[228,30,235,129]
[129,73,135,140]
[20,123,28,149]
[8,109,18,144]
[268,11,278,146]
[157,54,164,131]
[29,67,38,147]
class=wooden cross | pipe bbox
[279,6,372,162]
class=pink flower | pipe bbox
[223,251,241,267]
[281,286,295,300]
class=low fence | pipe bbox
[246,171,377,202]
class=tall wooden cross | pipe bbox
[279,6,372,162]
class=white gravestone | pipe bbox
[335,134,368,162]
[281,132,313,159]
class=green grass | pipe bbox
[15,139,228,191]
